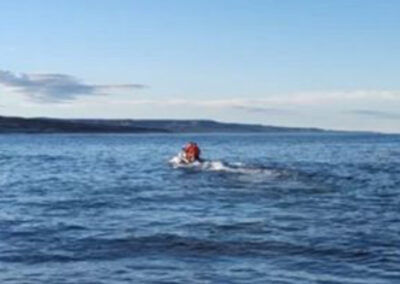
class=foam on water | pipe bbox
[169,154,275,176]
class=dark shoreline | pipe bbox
[0,115,373,134]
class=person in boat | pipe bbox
[180,142,202,163]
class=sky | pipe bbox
[1,0,400,132]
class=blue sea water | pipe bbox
[0,133,399,284]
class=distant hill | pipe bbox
[0,116,325,133]
[0,116,167,133]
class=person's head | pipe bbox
[183,142,201,161]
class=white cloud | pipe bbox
[1,86,400,132]
[77,89,400,110]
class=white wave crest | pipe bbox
[169,155,275,176]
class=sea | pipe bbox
[0,133,399,284]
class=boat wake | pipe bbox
[169,155,276,176]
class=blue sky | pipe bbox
[1,0,400,132]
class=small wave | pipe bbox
[0,233,375,264]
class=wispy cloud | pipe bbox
[232,105,289,114]
[253,90,400,106]
[100,89,400,111]
[2,70,399,117]
[0,70,147,103]
[347,109,400,120]
[117,90,400,108]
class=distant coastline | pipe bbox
[0,115,333,134]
